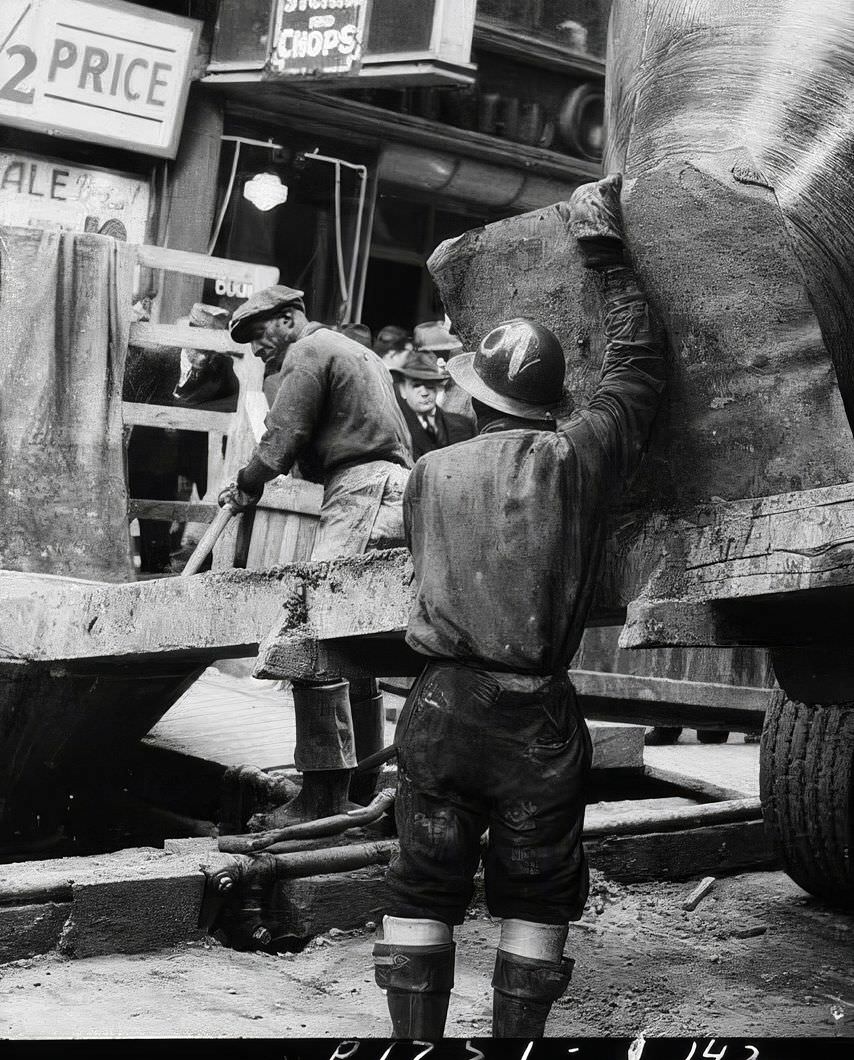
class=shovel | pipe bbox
[180,502,238,577]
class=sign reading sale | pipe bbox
[0,0,200,158]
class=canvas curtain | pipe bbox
[0,226,134,579]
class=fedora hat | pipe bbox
[413,320,463,353]
[391,349,449,382]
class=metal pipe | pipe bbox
[301,150,369,322]
[218,787,395,853]
[270,838,397,876]
[355,743,397,773]
[222,135,285,151]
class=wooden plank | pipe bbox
[621,586,854,649]
[571,669,774,711]
[583,796,760,838]
[254,631,424,682]
[576,625,776,689]
[0,568,302,664]
[136,244,278,289]
[584,797,697,833]
[622,482,854,605]
[122,402,234,434]
[571,668,775,730]
[586,819,776,881]
[130,322,247,355]
[643,765,753,803]
[128,500,217,523]
[274,865,391,938]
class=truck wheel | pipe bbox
[760,697,853,907]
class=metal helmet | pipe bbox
[446,318,566,419]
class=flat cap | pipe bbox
[229,284,306,343]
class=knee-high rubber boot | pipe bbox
[373,941,456,1039]
[249,680,356,829]
[491,949,574,1038]
[349,677,385,805]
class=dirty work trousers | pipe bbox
[292,459,410,774]
[385,661,593,925]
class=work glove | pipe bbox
[568,173,625,269]
[218,478,262,513]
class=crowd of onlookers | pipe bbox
[124,304,475,572]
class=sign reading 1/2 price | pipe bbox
[0,0,200,158]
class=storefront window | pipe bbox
[478,0,612,58]
[209,132,375,327]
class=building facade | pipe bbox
[0,0,609,334]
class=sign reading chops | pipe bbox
[268,0,371,77]
[0,0,200,158]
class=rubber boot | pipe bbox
[491,949,574,1038]
[349,677,385,805]
[250,681,357,829]
[373,941,456,1039]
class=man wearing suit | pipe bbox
[392,349,476,460]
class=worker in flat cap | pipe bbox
[391,349,475,461]
[228,284,307,404]
[373,176,665,1039]
[220,284,413,818]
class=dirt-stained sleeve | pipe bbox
[402,459,422,552]
[254,347,327,475]
[575,264,666,483]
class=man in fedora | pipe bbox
[218,284,413,816]
[373,176,665,1038]
[392,348,475,460]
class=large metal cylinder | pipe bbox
[604,0,854,500]
[431,0,854,512]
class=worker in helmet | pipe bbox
[373,175,666,1039]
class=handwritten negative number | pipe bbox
[0,44,36,104]
[683,1043,759,1060]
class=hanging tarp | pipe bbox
[0,226,134,579]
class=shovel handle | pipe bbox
[181,504,237,577]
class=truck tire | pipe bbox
[760,697,854,907]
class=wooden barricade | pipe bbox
[123,246,322,572]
